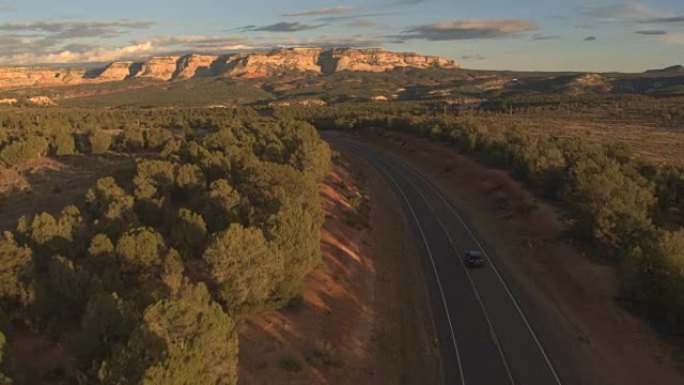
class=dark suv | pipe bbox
[464,250,485,268]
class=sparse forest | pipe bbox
[1,88,684,383]
[0,107,331,384]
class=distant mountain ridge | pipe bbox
[0,48,458,89]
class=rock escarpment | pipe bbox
[134,56,181,80]
[0,67,88,88]
[321,48,454,74]
[97,61,138,82]
[0,48,459,89]
[174,54,220,79]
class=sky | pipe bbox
[0,0,683,72]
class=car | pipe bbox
[464,250,485,268]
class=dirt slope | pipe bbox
[238,155,441,385]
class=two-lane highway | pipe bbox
[325,133,563,385]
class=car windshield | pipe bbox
[468,251,483,257]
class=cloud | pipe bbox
[0,2,16,11]
[578,3,670,22]
[393,19,538,41]
[346,20,380,29]
[661,32,684,44]
[317,13,392,23]
[0,19,159,64]
[460,54,485,61]
[241,22,327,32]
[583,36,597,41]
[0,20,155,33]
[0,19,155,44]
[283,6,355,17]
[0,31,256,65]
[142,35,252,51]
[273,34,387,48]
[532,34,560,41]
[0,17,388,65]
[578,3,684,24]
[1,41,157,64]
[635,29,667,35]
[646,16,684,24]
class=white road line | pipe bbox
[377,155,516,385]
[344,144,466,385]
[388,153,564,385]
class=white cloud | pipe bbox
[395,20,538,41]
[283,6,355,17]
[0,34,258,65]
[0,41,155,64]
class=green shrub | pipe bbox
[145,127,173,150]
[203,224,282,313]
[0,234,34,306]
[123,126,145,151]
[0,331,12,384]
[88,131,112,154]
[52,133,76,156]
[0,135,49,167]
[115,227,166,272]
[171,208,207,257]
[101,283,238,385]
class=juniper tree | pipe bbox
[101,283,238,385]
[0,234,34,307]
[203,224,282,312]
[88,131,112,154]
[51,132,76,156]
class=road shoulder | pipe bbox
[348,129,684,385]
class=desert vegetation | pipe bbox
[282,102,684,332]
[0,108,331,384]
[1,60,683,383]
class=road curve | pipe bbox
[324,133,564,385]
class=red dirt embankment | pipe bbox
[238,156,441,385]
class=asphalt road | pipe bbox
[325,133,565,385]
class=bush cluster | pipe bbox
[0,110,331,384]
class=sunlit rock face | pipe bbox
[174,54,220,80]
[133,56,182,81]
[0,48,459,88]
[0,67,89,88]
[97,61,138,81]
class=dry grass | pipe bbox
[509,115,684,166]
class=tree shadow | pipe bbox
[0,154,135,231]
